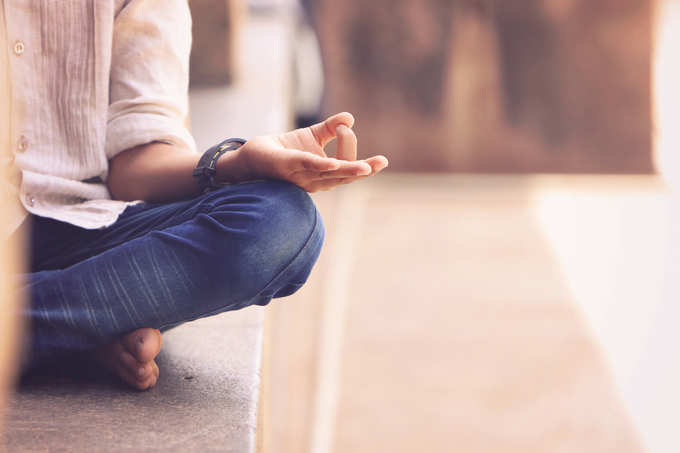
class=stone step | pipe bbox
[4,309,264,453]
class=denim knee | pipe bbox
[201,180,325,304]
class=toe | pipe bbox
[109,354,147,389]
[95,330,162,391]
[118,348,153,380]
[135,361,160,390]
[121,328,162,363]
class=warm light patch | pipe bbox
[653,0,680,187]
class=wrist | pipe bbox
[193,138,248,193]
[215,146,250,184]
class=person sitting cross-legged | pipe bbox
[4,1,387,389]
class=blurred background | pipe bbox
[194,0,678,452]
[4,0,680,451]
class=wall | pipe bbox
[314,0,653,173]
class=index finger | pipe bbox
[308,112,355,147]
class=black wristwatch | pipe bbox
[192,138,247,194]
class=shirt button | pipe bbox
[13,41,25,56]
[17,135,28,153]
[26,194,35,207]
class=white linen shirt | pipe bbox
[1,0,196,235]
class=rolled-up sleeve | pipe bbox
[106,0,196,159]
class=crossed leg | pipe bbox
[21,180,324,389]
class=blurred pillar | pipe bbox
[653,0,680,186]
[189,0,245,86]
[0,8,23,433]
[0,224,23,430]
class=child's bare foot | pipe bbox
[95,328,162,390]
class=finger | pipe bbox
[307,156,388,190]
[315,168,366,180]
[309,155,384,179]
[288,151,371,174]
[293,152,342,172]
[365,155,389,173]
[272,148,338,173]
[308,177,355,192]
[317,160,372,179]
[308,112,355,147]
[335,125,357,161]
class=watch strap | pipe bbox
[193,138,246,193]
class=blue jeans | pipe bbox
[19,180,324,366]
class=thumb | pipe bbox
[308,112,355,147]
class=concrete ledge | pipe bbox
[3,308,264,452]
